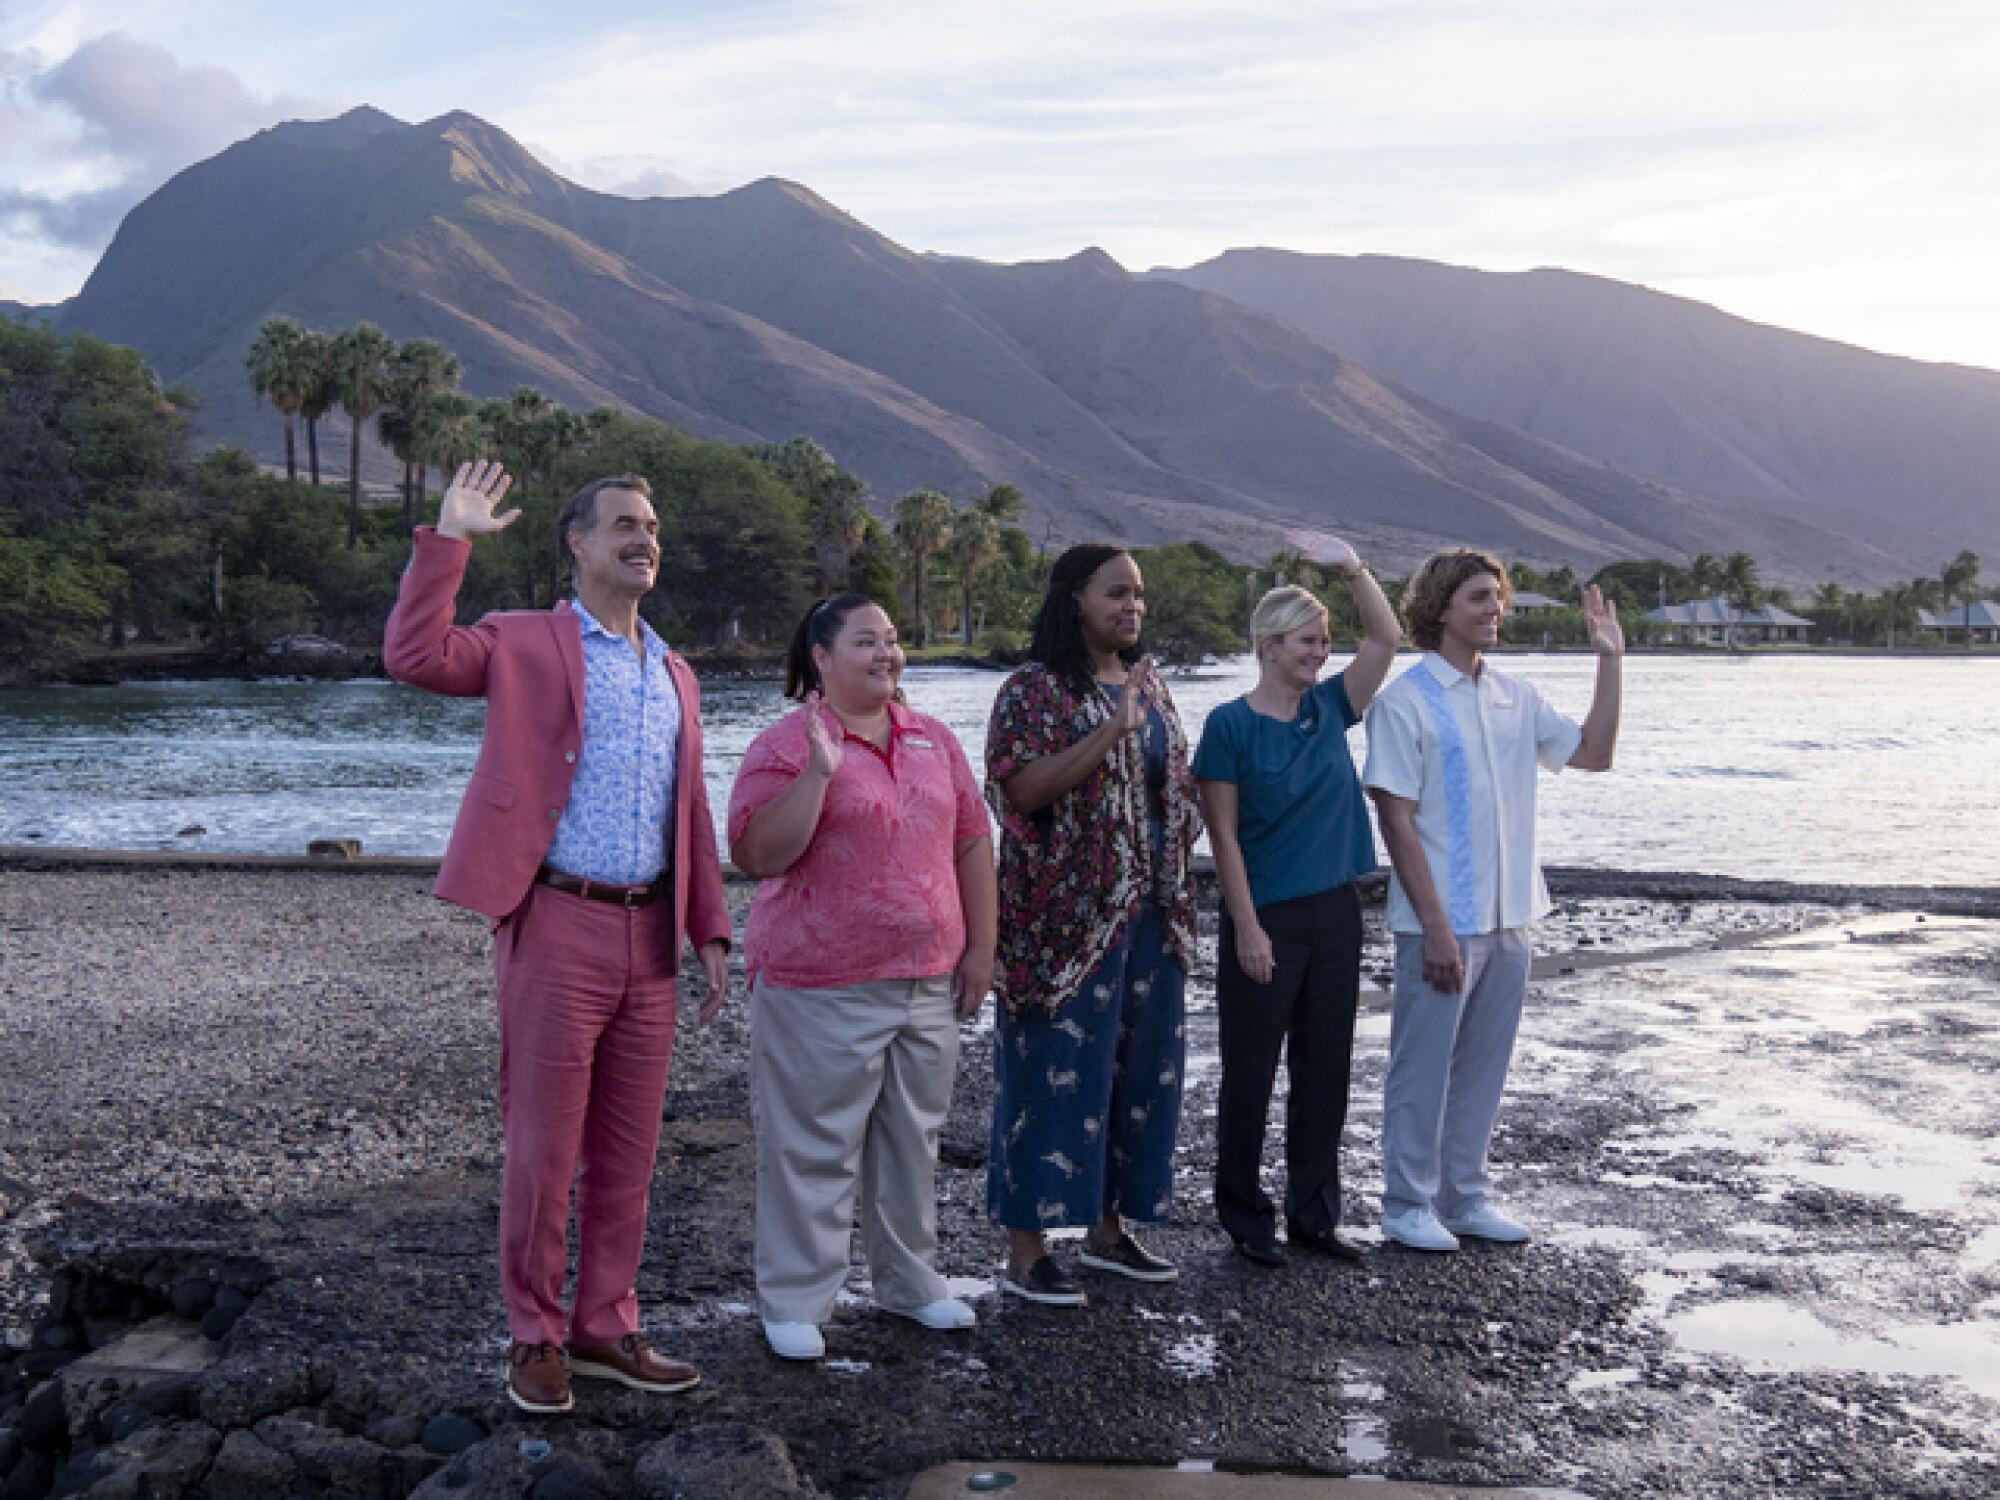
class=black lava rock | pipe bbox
[420,1411,485,1457]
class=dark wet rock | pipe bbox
[254,1412,399,1494]
[632,1422,825,1499]
[95,1402,148,1444]
[197,1351,326,1429]
[367,1410,425,1449]
[0,1448,55,1500]
[126,1376,199,1421]
[166,1279,213,1322]
[526,1457,614,1500]
[83,1420,219,1500]
[17,1384,65,1451]
[408,1433,543,1498]
[421,1411,485,1456]
[205,1427,293,1500]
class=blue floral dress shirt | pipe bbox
[543,598,681,885]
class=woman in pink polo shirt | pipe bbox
[728,593,998,1363]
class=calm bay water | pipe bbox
[1,654,1993,886]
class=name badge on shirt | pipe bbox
[905,735,935,749]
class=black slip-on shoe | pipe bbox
[1000,1255,1087,1306]
[1231,1232,1287,1268]
[1078,1231,1179,1283]
[1286,1219,1365,1264]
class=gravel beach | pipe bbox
[0,858,1995,1499]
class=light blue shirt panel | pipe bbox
[543,599,681,885]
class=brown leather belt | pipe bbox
[536,866,666,908]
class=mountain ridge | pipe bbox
[43,107,1991,584]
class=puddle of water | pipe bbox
[1565,1367,1640,1394]
[1164,1333,1219,1378]
[1964,1226,2000,1274]
[1343,1414,1390,1464]
[1668,1297,2000,1399]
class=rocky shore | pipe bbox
[0,863,1995,1498]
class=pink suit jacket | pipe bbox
[382,526,730,962]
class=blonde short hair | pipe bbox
[1250,585,1329,656]
[1403,549,1511,650]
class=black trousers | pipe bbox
[1214,882,1363,1241]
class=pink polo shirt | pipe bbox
[728,700,989,989]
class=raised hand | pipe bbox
[436,460,519,541]
[1117,656,1154,734]
[1283,526,1361,575]
[1581,585,1625,656]
[803,691,844,780]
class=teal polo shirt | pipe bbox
[1192,671,1377,910]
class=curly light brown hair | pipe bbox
[1402,549,1511,650]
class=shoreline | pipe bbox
[4,639,1995,689]
[5,843,1997,920]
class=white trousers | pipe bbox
[750,973,958,1324]
[1380,929,1532,1221]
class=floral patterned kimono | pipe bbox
[984,661,1202,1230]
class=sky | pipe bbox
[4,0,1999,369]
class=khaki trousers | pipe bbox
[750,973,958,1325]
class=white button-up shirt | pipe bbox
[1362,652,1581,936]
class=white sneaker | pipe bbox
[762,1320,825,1360]
[1441,1203,1531,1243]
[885,1296,977,1331]
[1381,1207,1461,1253]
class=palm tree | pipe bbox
[947,507,1002,646]
[330,324,396,548]
[893,488,953,646]
[1720,552,1760,647]
[1809,580,1848,644]
[1940,550,1980,647]
[295,329,336,489]
[244,317,309,481]
[1688,553,1723,599]
[482,386,557,485]
[756,437,873,591]
[408,392,482,512]
[378,339,462,530]
[979,483,1025,525]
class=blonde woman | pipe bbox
[1193,533,1399,1266]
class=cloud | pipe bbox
[0,31,338,266]
[605,163,704,199]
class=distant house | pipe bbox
[1917,601,2000,644]
[1644,597,1813,645]
[1509,591,1566,613]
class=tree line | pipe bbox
[2,313,1990,677]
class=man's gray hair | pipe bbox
[556,474,653,579]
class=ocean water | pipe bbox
[1,654,1993,887]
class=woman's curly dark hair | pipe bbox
[1029,543,1139,694]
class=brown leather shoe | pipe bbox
[568,1333,700,1394]
[507,1341,573,1414]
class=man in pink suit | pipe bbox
[384,461,731,1414]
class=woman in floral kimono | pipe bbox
[985,544,1202,1305]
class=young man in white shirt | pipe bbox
[1362,550,1623,1251]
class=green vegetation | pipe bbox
[3,313,1990,680]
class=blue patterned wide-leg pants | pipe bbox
[988,904,1187,1230]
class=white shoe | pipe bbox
[1441,1203,1531,1243]
[762,1320,825,1360]
[886,1296,977,1331]
[1381,1207,1461,1253]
